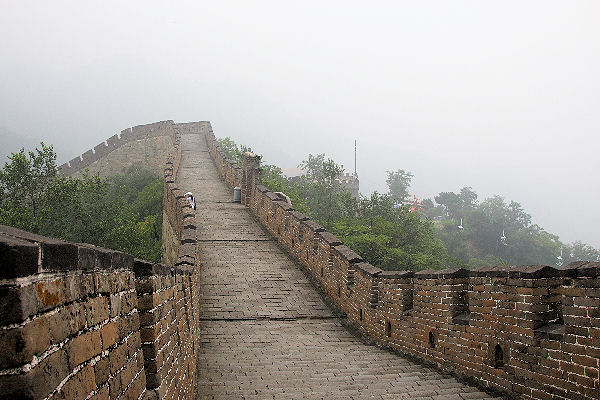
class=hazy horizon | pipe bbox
[1,1,598,249]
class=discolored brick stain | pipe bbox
[36,281,60,307]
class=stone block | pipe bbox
[101,321,120,350]
[94,355,111,386]
[58,363,96,399]
[0,234,39,278]
[66,329,102,368]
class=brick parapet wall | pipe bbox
[205,131,600,400]
[0,121,205,399]
[144,121,202,399]
[0,225,147,399]
[0,209,199,400]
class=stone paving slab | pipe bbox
[179,139,330,319]
[199,241,332,320]
[197,320,499,399]
[196,204,271,241]
[176,133,500,399]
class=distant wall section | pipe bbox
[59,120,176,177]
[161,121,208,266]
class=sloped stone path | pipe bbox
[177,134,499,399]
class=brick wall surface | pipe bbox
[206,128,600,400]
[1,121,203,399]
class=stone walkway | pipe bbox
[177,134,500,399]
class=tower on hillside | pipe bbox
[339,172,359,199]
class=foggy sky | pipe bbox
[1,1,598,248]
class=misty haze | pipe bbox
[1,3,600,400]
[2,2,598,257]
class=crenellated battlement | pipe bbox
[58,120,178,176]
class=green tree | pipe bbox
[321,159,344,225]
[422,198,434,210]
[563,241,600,263]
[216,137,239,160]
[458,186,478,209]
[262,164,309,214]
[333,191,450,271]
[358,192,396,228]
[0,143,57,231]
[298,157,346,227]
[421,197,445,219]
[386,169,413,202]
[299,153,325,180]
[0,144,164,262]
[216,136,253,165]
[434,191,461,218]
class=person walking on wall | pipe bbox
[184,192,196,210]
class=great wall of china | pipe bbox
[0,120,598,399]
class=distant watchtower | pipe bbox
[338,172,359,199]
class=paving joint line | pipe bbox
[197,239,272,242]
[199,315,339,322]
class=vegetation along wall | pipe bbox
[0,122,203,399]
[206,127,600,400]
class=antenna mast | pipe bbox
[354,139,357,177]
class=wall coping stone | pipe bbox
[564,261,600,277]
[414,267,470,279]
[110,249,135,270]
[274,200,294,212]
[301,220,324,233]
[380,270,414,279]
[133,259,172,277]
[355,262,382,277]
[472,264,560,278]
[0,224,145,276]
[0,225,80,272]
[265,192,280,201]
[332,244,362,263]
[77,243,112,270]
[0,234,39,278]
[317,231,342,246]
[290,210,308,221]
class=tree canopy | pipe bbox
[221,138,455,271]
[386,169,413,203]
[433,190,573,267]
[217,136,600,269]
[0,144,164,262]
